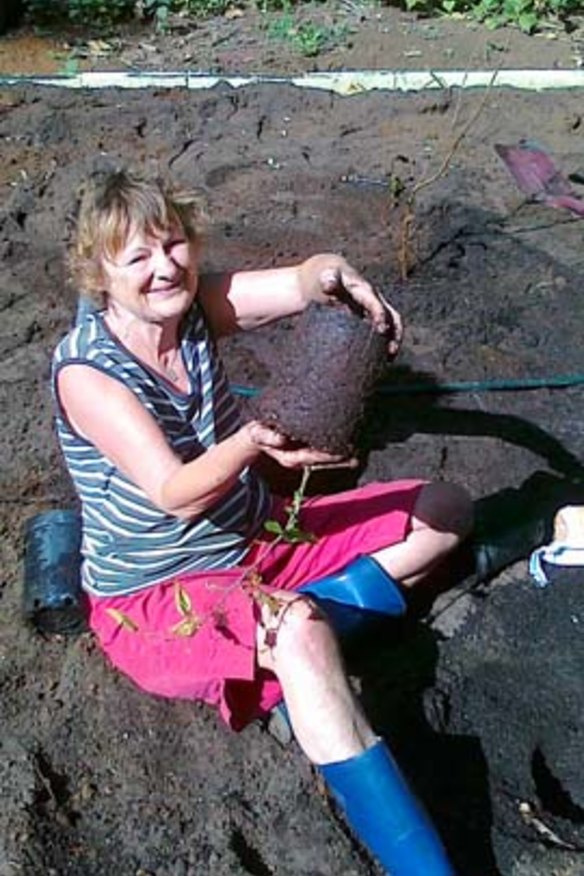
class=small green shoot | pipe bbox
[266,11,349,58]
[263,467,317,543]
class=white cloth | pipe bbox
[529,541,584,587]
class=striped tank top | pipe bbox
[52,305,271,597]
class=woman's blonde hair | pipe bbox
[68,169,207,303]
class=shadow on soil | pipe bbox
[360,366,584,480]
[345,621,501,875]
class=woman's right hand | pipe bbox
[243,421,358,470]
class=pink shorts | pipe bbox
[88,479,425,730]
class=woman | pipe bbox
[53,169,472,874]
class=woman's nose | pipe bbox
[152,246,178,277]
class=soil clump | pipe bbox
[252,300,387,454]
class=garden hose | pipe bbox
[232,372,584,398]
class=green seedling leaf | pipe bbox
[106,608,139,632]
[264,519,285,536]
[518,11,538,31]
[174,581,192,616]
[281,526,318,544]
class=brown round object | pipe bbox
[251,301,387,454]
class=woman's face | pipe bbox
[100,224,198,323]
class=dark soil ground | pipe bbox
[1,10,584,876]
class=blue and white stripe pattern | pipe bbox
[52,305,270,596]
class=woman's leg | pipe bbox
[257,592,374,763]
[371,481,473,588]
[257,592,456,875]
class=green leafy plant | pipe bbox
[265,8,295,39]
[142,0,172,30]
[254,0,291,13]
[472,0,541,31]
[263,467,318,544]
[405,0,579,34]
[154,466,317,643]
[294,22,328,57]
[24,0,581,32]
[266,10,348,58]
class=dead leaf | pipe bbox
[264,628,278,648]
[518,801,580,850]
[243,569,264,589]
[255,590,283,615]
[243,570,282,615]
[87,39,114,57]
[105,608,139,632]
[170,615,201,637]
[224,6,244,18]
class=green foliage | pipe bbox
[263,517,317,543]
[178,0,231,15]
[295,22,328,57]
[263,466,317,544]
[265,8,295,37]
[26,0,133,25]
[26,0,134,26]
[25,0,577,39]
[24,0,228,28]
[405,0,579,33]
[254,0,291,12]
[265,9,349,57]
[142,0,172,31]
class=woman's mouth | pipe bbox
[148,283,182,297]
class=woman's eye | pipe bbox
[128,254,147,265]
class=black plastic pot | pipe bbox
[23,509,88,635]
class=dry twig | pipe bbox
[397,67,500,280]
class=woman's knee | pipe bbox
[257,594,335,673]
[412,481,474,544]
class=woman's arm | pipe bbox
[57,365,346,520]
[198,253,403,356]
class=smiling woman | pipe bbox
[51,167,472,876]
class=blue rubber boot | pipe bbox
[298,554,406,637]
[320,739,456,876]
[266,557,406,745]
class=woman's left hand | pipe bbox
[246,421,358,470]
[302,255,403,359]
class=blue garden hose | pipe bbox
[231,372,584,399]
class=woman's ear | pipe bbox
[93,261,110,303]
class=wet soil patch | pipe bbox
[1,82,584,875]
